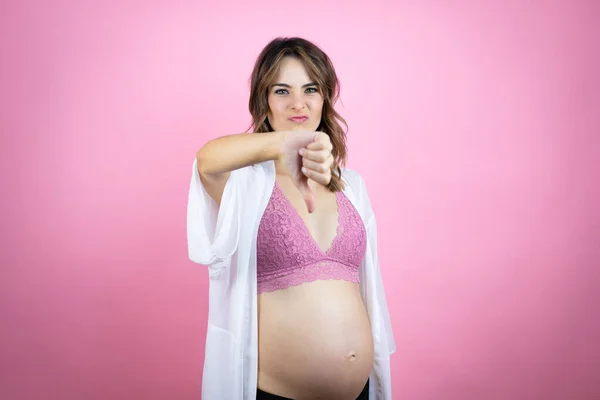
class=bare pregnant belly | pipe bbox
[257,280,374,400]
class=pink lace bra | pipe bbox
[256,181,367,294]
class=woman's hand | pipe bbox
[300,134,333,185]
[278,131,334,213]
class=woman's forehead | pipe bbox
[272,57,313,83]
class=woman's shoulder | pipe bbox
[340,167,366,191]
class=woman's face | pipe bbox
[267,57,324,132]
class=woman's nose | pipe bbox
[289,93,306,110]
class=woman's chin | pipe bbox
[290,125,317,132]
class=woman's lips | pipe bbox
[289,116,308,123]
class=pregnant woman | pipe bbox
[187,36,395,399]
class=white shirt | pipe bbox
[187,158,396,399]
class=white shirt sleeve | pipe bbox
[186,158,250,270]
[356,173,397,356]
[366,212,396,355]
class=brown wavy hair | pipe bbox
[248,37,348,192]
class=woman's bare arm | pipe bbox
[196,130,332,212]
[195,132,284,205]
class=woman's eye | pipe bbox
[274,87,318,95]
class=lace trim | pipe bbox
[257,260,360,294]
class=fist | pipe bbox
[299,132,334,186]
[278,130,334,213]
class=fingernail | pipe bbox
[299,149,303,156]
[302,167,307,173]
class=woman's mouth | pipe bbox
[289,116,308,123]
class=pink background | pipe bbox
[2,1,599,399]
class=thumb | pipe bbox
[298,179,316,213]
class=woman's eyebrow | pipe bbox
[272,82,317,88]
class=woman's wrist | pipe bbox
[266,131,287,162]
